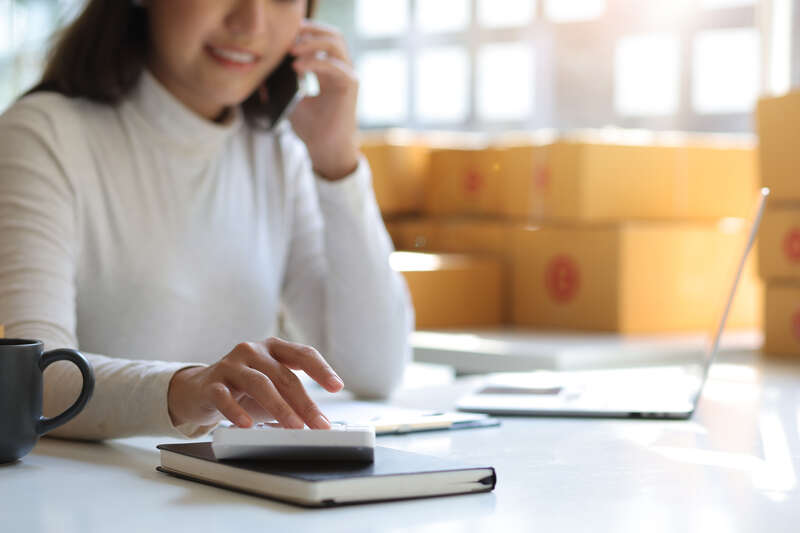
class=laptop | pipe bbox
[456,188,770,420]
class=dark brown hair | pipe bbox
[29,0,316,127]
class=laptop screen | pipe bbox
[694,187,770,400]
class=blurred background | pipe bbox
[2,0,798,359]
[0,0,796,132]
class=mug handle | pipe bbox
[36,349,95,436]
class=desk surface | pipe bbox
[3,351,800,533]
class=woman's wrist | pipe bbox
[167,365,204,427]
[310,145,360,181]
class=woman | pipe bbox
[0,0,413,440]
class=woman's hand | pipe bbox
[288,20,360,181]
[167,337,344,430]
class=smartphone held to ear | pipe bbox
[262,54,318,129]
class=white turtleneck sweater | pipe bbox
[0,70,413,440]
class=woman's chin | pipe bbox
[216,87,260,108]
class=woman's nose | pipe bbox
[225,0,268,37]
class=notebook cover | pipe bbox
[157,442,496,507]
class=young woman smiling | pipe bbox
[0,0,413,439]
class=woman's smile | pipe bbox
[205,44,262,72]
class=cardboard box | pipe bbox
[500,134,757,221]
[390,252,503,329]
[435,219,513,258]
[385,218,517,321]
[434,220,518,322]
[758,205,800,280]
[511,222,763,333]
[359,132,430,215]
[386,217,516,256]
[757,91,800,201]
[763,283,800,357]
[425,147,506,216]
[384,218,440,251]
[385,218,516,258]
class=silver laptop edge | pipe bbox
[688,186,770,410]
[458,188,770,419]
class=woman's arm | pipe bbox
[0,100,213,440]
[277,20,414,399]
[279,137,414,399]
[1,98,348,439]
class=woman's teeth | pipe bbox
[210,46,256,64]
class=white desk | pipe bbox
[411,328,764,373]
[2,351,799,533]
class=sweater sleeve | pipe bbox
[279,134,414,399]
[0,98,215,440]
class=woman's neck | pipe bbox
[146,59,227,122]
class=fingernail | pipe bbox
[315,414,331,430]
[238,415,252,427]
[289,415,305,429]
[328,376,344,389]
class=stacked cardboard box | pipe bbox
[498,131,756,221]
[510,221,761,333]
[389,252,504,328]
[365,131,512,329]
[359,129,431,216]
[756,92,800,357]
[369,129,761,332]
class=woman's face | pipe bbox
[146,0,307,120]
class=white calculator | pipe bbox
[211,423,375,463]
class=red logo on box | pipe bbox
[463,171,483,194]
[545,255,580,303]
[792,309,800,342]
[533,165,550,191]
[783,228,800,263]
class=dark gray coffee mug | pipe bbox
[0,339,94,463]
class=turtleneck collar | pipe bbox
[124,68,243,153]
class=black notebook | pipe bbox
[157,442,496,507]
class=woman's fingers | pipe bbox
[293,56,354,78]
[297,19,346,43]
[265,363,331,429]
[228,366,306,429]
[208,382,252,428]
[291,35,349,63]
[263,337,344,393]
[238,396,275,423]
[202,339,342,430]
[248,360,332,430]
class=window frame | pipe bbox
[347,0,763,132]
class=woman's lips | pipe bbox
[205,44,261,71]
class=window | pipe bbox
[415,46,470,124]
[615,34,680,116]
[692,28,760,114]
[1,0,61,111]
[416,0,469,34]
[477,43,535,121]
[344,0,773,132]
[478,0,536,29]
[355,0,408,38]
[357,50,409,126]
[0,0,86,112]
[4,0,794,134]
[545,0,606,23]
[701,0,756,9]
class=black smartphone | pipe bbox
[263,54,306,129]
